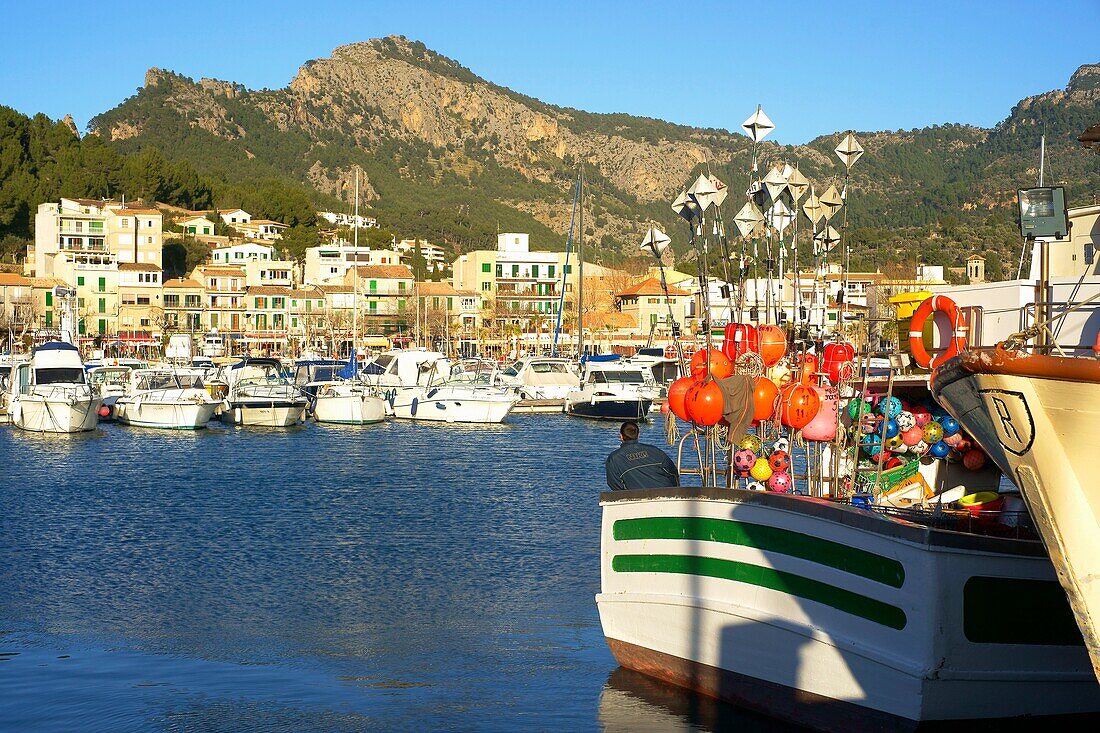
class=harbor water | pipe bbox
[0,415,803,732]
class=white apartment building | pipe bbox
[210,241,276,265]
[303,242,405,285]
[218,208,252,227]
[395,239,448,272]
[30,198,163,278]
[318,211,378,229]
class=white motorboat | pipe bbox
[0,354,16,425]
[6,341,101,433]
[565,358,656,421]
[114,368,221,429]
[88,365,134,421]
[219,357,308,427]
[495,356,580,412]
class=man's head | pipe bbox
[620,421,640,442]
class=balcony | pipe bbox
[59,237,109,252]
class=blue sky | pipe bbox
[0,1,1096,144]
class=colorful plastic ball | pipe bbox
[747,481,766,492]
[733,449,757,475]
[878,396,902,419]
[860,433,882,456]
[767,472,792,493]
[930,441,950,459]
[667,376,696,422]
[885,434,904,452]
[901,426,924,446]
[848,398,872,421]
[942,432,964,448]
[885,456,904,469]
[772,438,790,454]
[739,434,763,454]
[912,406,932,427]
[859,415,879,434]
[913,440,929,456]
[685,380,725,426]
[768,450,791,473]
[884,418,899,439]
[923,421,944,444]
[963,449,987,471]
[940,417,960,437]
[750,457,774,482]
[690,348,733,379]
[895,411,916,431]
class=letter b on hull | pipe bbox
[978,389,1035,456]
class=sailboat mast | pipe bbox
[576,164,585,357]
[353,168,359,356]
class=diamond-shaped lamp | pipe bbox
[741,105,775,143]
[835,132,864,170]
[640,226,671,259]
[733,201,764,238]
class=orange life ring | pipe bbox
[664,344,677,360]
[909,295,967,369]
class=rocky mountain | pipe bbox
[88,36,1099,270]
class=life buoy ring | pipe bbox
[909,295,967,369]
[664,344,677,360]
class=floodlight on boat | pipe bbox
[835,132,864,170]
[1017,186,1069,240]
[640,226,672,258]
[687,173,720,212]
[734,201,764,238]
[741,105,775,143]
[672,189,699,221]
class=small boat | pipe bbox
[566,357,656,420]
[302,355,387,426]
[5,341,102,433]
[87,365,135,421]
[495,356,580,413]
[219,357,308,427]
[114,368,221,429]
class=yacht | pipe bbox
[495,356,580,412]
[6,341,102,433]
[88,364,135,421]
[114,368,222,429]
[219,357,308,427]
[298,357,387,425]
[565,357,656,420]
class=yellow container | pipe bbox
[888,291,933,321]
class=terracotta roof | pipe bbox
[112,207,161,216]
[196,266,246,276]
[0,273,31,286]
[583,312,637,330]
[118,262,161,272]
[163,278,203,289]
[617,277,691,297]
[66,197,108,207]
[175,214,215,223]
[246,286,294,296]
[218,208,249,215]
[291,288,324,298]
[0,263,22,273]
[318,285,354,293]
[249,219,287,226]
[354,265,414,279]
[30,277,66,288]
[414,282,460,296]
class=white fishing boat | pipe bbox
[565,358,656,421]
[220,357,308,427]
[114,368,221,429]
[495,355,580,412]
[598,487,1100,730]
[5,341,102,433]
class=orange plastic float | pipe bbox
[757,324,787,367]
[752,376,779,423]
[780,382,821,429]
[667,375,696,421]
[689,348,733,379]
[685,380,725,426]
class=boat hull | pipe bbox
[10,396,102,433]
[934,353,1100,682]
[567,397,651,421]
[391,394,515,423]
[115,400,218,429]
[313,393,386,424]
[223,400,307,427]
[597,487,1100,730]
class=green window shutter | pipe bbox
[532,265,539,278]
[45,292,52,307]
[512,265,519,277]
[495,264,502,277]
[306,300,312,312]
[98,298,105,313]
[481,263,490,272]
[370,301,377,312]
[564,265,572,274]
[98,277,105,292]
[77,276,84,286]
[650,313,657,326]
[398,282,406,292]
[78,319,85,335]
[447,297,453,309]
[398,299,405,310]
[369,280,377,291]
[45,311,53,327]
[98,319,106,334]
[433,297,440,309]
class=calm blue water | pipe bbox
[0,415,790,732]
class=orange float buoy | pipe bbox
[752,376,779,423]
[797,353,818,385]
[757,324,787,367]
[721,323,758,361]
[667,375,696,422]
[823,341,855,384]
[685,379,725,426]
[690,348,733,379]
[781,382,821,429]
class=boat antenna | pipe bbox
[552,173,581,357]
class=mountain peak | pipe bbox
[1067,63,1100,92]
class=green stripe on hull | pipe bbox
[612,553,908,630]
[613,517,905,588]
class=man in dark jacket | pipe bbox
[605,421,680,491]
